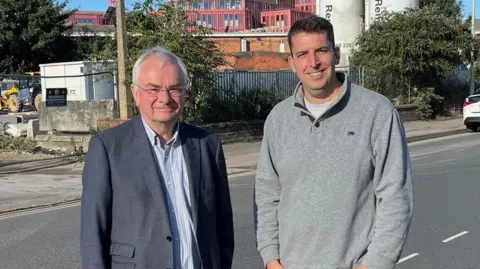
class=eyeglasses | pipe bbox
[134,84,188,97]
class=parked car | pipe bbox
[463,90,480,132]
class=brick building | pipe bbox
[222,51,291,70]
[185,0,314,32]
[260,8,312,29]
[67,10,115,26]
[67,0,314,30]
[209,32,292,70]
[210,32,289,53]
[65,0,314,70]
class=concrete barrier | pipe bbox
[395,104,418,122]
[27,119,39,138]
[0,113,39,137]
[39,100,116,132]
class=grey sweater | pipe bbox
[254,73,413,269]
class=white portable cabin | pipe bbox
[39,60,117,102]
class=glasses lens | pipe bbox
[169,86,186,96]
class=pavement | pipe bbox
[0,117,469,213]
[0,133,479,269]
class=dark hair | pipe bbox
[287,15,335,53]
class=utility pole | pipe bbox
[116,0,129,119]
[470,0,476,95]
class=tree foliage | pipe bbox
[0,0,76,73]
[91,0,226,123]
[350,5,475,102]
[68,25,117,61]
[419,0,463,18]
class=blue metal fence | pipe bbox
[189,68,367,122]
[210,68,365,97]
[211,70,299,98]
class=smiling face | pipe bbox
[131,55,187,125]
[288,31,340,100]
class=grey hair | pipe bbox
[131,46,189,84]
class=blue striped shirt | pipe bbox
[142,118,200,269]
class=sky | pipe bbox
[65,0,478,18]
[462,0,479,18]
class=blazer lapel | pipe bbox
[180,123,201,230]
[131,115,170,220]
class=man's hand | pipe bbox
[355,264,368,269]
[266,260,285,269]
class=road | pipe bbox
[0,133,479,269]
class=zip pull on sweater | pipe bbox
[254,73,413,269]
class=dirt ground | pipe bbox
[0,150,58,162]
[0,150,84,175]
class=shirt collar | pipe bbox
[141,117,181,148]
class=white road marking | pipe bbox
[0,201,80,221]
[397,253,419,264]
[442,231,469,243]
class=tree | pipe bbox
[419,0,463,18]
[67,25,117,61]
[0,0,76,73]
[91,0,226,123]
[350,5,474,103]
[464,56,480,87]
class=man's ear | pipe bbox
[334,46,341,65]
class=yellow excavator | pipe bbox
[0,72,42,113]
[0,81,23,112]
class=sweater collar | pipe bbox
[292,71,351,120]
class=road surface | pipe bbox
[0,133,479,269]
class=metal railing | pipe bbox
[211,70,299,98]
[208,67,366,100]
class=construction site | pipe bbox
[0,60,117,151]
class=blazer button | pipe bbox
[166,236,172,241]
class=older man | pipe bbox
[80,47,234,269]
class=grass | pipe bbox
[0,136,37,152]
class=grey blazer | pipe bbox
[80,114,234,269]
